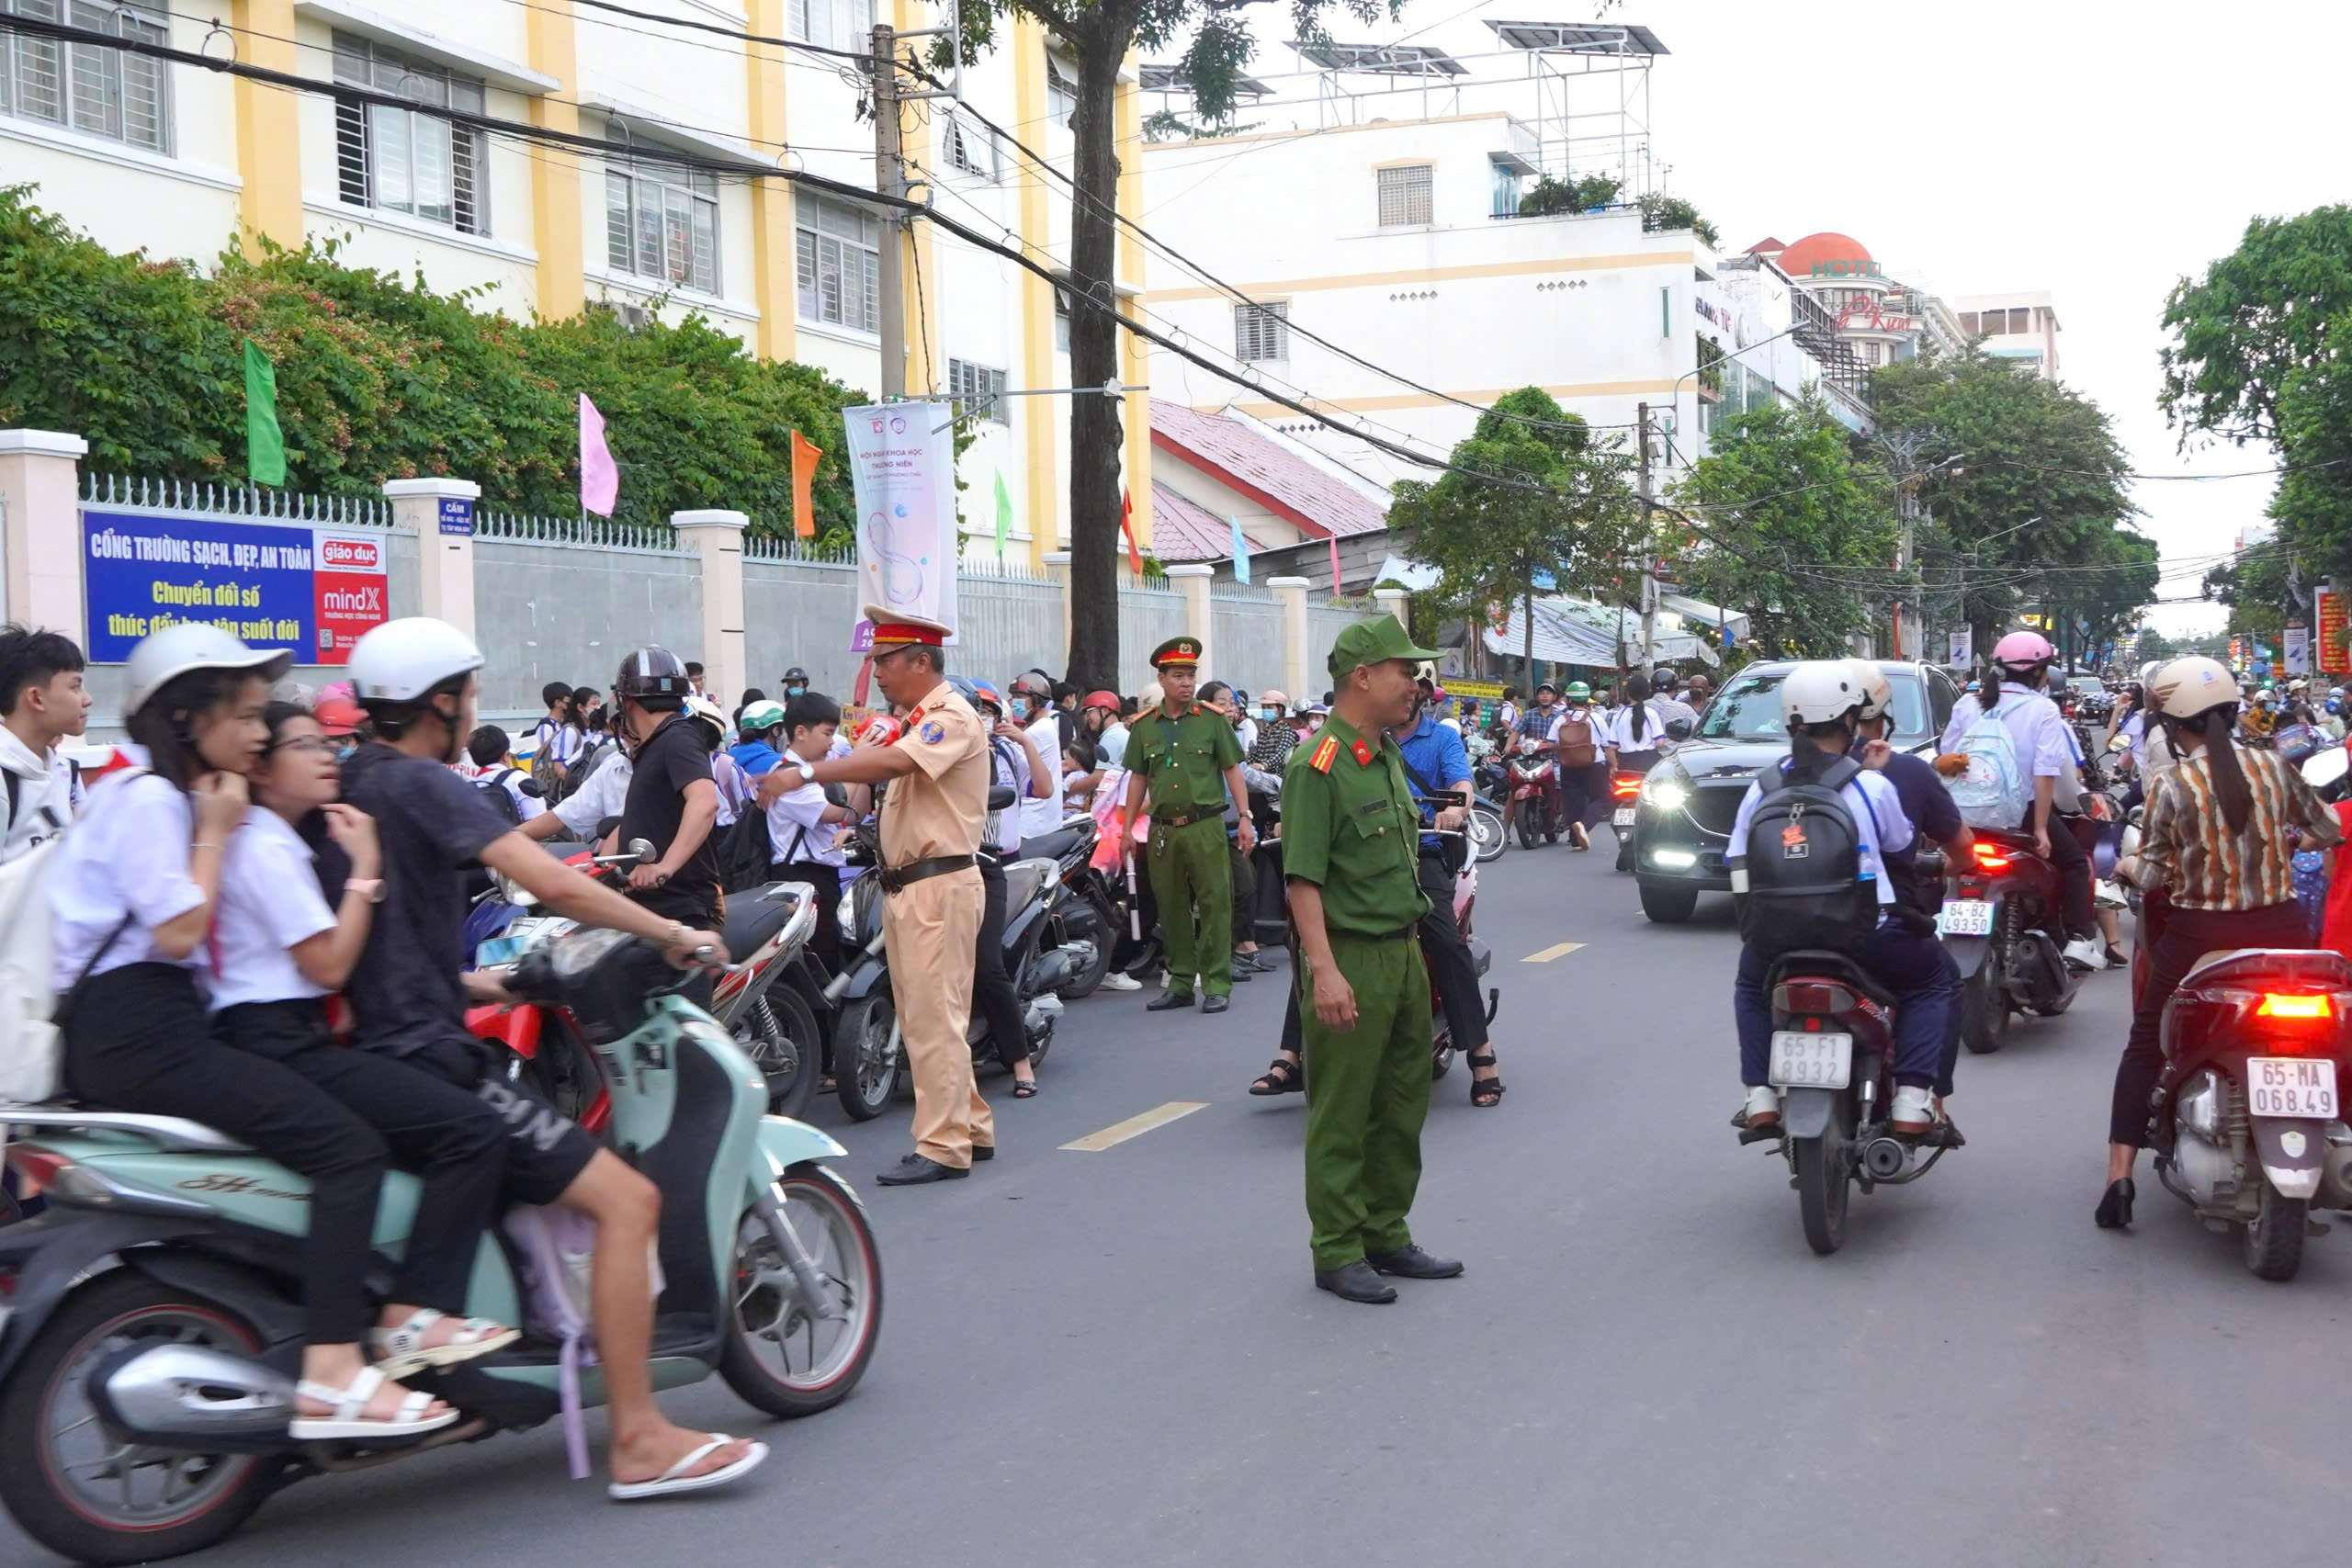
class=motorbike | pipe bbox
[1023,811,1122,999]
[1941,827,2083,1055]
[1746,947,1959,1256]
[0,920,881,1566]
[1608,768,1645,873]
[1506,751,1563,850]
[1463,738,1509,863]
[2135,910,2352,1280]
[1424,829,1498,1083]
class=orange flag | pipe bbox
[1119,487,1144,574]
[790,429,823,538]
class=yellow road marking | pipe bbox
[1060,1101,1209,1152]
[1521,942,1587,964]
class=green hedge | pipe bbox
[0,185,865,544]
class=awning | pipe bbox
[1659,592,1748,642]
[1483,593,1722,669]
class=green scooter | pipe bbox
[0,910,880,1566]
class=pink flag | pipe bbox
[579,393,619,516]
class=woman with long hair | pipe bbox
[1603,672,1668,776]
[2100,656,2342,1228]
[49,627,459,1438]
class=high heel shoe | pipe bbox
[2095,1178,2135,1230]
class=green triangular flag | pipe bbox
[243,341,286,487]
[993,468,1012,560]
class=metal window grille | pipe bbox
[944,111,996,179]
[602,159,719,293]
[1046,56,1075,127]
[0,0,171,152]
[946,359,1006,423]
[796,194,881,333]
[331,33,486,234]
[1375,164,1431,227]
[1232,300,1288,363]
[788,0,873,51]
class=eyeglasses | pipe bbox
[271,735,337,756]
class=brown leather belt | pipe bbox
[1152,810,1221,829]
[879,853,977,895]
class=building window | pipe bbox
[787,0,873,53]
[943,110,996,179]
[0,0,172,152]
[605,162,719,293]
[1046,57,1075,128]
[1376,164,1431,227]
[1233,299,1289,362]
[333,33,486,234]
[797,193,881,333]
[2007,307,2030,334]
[1488,157,1521,218]
[947,359,1007,423]
[1958,310,1978,334]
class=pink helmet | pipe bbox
[1991,630,2055,667]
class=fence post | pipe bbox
[1269,575,1310,702]
[0,431,89,643]
[1165,563,1215,679]
[382,479,482,640]
[1374,585,1409,631]
[1043,549,1072,662]
[672,510,750,705]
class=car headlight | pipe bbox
[1642,775,1690,813]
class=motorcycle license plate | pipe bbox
[1938,899,1996,937]
[2248,1057,2338,1120]
[1612,807,1636,828]
[1769,1031,1852,1089]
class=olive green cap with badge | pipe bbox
[1326,616,1442,680]
[1151,635,1204,671]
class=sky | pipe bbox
[1213,0,2347,636]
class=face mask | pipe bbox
[1259,706,1278,722]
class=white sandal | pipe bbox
[607,1435,770,1501]
[289,1366,458,1441]
[369,1309,519,1377]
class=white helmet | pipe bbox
[124,623,291,716]
[348,617,484,703]
[1780,660,1864,728]
[2148,655,2237,721]
[1839,657,1894,723]
[2138,660,2163,685]
[684,694,729,744]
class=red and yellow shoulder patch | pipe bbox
[1351,739,1374,768]
[1308,736,1340,773]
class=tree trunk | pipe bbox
[1521,584,1534,683]
[1061,37,1129,691]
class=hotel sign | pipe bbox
[1810,258,1884,278]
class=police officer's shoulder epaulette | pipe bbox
[1308,735,1340,773]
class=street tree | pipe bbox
[944,0,1398,688]
[1866,351,2136,652]
[2161,206,2352,446]
[1393,388,1641,677]
[1669,391,1894,657]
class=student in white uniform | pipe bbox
[766,692,855,972]
[0,624,92,863]
[1008,672,1066,843]
[50,626,464,1440]
[1604,672,1672,775]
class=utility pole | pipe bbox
[1635,400,1657,671]
[869,22,905,399]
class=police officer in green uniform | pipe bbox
[1283,616,1464,1304]
[1121,636,1254,1015]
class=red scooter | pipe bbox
[1506,746,1563,850]
[1608,769,1644,873]
[2134,892,2352,1280]
[1943,829,2081,1055]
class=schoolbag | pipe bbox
[0,769,145,1104]
[502,1202,656,1483]
[475,767,526,828]
[1947,700,2029,829]
[1735,756,1877,961]
[1555,713,1598,769]
[718,807,776,895]
[562,736,615,803]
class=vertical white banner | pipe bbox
[844,401,958,634]
[1947,626,1973,665]
[2285,620,2310,675]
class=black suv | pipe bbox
[1628,660,1960,923]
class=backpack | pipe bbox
[0,770,145,1104]
[501,1202,657,1483]
[1735,756,1877,961]
[561,737,615,803]
[475,767,526,828]
[1946,700,2029,829]
[1555,713,1598,769]
[718,807,775,895]
[529,721,569,801]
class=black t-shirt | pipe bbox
[616,712,722,925]
[340,741,512,1068]
[1881,750,1962,922]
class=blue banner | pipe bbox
[82,509,388,665]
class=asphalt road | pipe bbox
[10,840,2352,1567]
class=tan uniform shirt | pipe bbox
[880,679,988,866]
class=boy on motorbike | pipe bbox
[1732,662,1958,1139]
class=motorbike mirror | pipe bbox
[1665,718,1694,741]
[492,869,538,910]
[986,784,1017,811]
[626,837,658,864]
[2107,734,2130,752]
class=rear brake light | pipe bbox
[2258,993,2334,1021]
[1972,842,2012,873]
[1611,775,1642,798]
[4,1146,70,1196]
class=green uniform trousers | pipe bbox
[1147,815,1232,997]
[1301,931,1431,1271]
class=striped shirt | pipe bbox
[2140,745,2340,912]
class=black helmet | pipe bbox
[783,666,810,685]
[616,647,691,699]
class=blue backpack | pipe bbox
[1946,699,2029,829]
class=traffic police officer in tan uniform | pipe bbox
[755,615,994,1185]
[1121,636,1255,1014]
[1284,616,1464,1303]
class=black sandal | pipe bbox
[1467,1051,1505,1108]
[1012,1077,1039,1099]
[1250,1057,1304,1096]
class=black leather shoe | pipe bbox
[1202,994,1230,1014]
[1365,1245,1464,1280]
[1146,990,1195,1011]
[970,1145,994,1162]
[876,1155,968,1185]
[1313,1261,1396,1304]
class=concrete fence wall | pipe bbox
[0,429,1397,733]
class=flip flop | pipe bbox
[608,1436,769,1502]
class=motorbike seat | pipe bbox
[1001,857,1057,912]
[722,885,801,957]
[1022,823,1092,863]
[1764,950,1901,1011]
[2180,948,2352,990]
